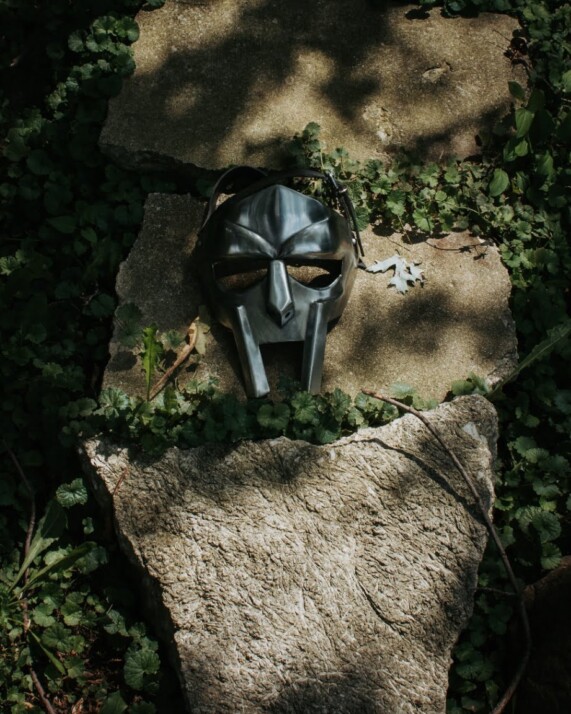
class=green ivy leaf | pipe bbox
[87,293,116,318]
[100,691,128,714]
[257,403,291,433]
[532,482,560,499]
[508,80,526,101]
[513,435,537,456]
[515,108,535,138]
[41,622,75,653]
[314,423,340,444]
[124,647,160,691]
[291,392,320,425]
[76,544,108,574]
[65,656,85,680]
[503,137,529,162]
[413,208,432,232]
[488,169,510,197]
[535,152,554,179]
[98,388,132,418]
[31,602,56,628]
[541,542,562,570]
[56,479,88,509]
[531,510,561,543]
[68,32,84,52]
[104,609,129,637]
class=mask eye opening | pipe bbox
[285,259,341,288]
[213,259,268,291]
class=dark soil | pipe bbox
[514,556,571,713]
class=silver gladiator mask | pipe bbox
[196,167,363,398]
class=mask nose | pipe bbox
[267,260,294,327]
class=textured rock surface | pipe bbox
[100,0,526,171]
[104,192,517,401]
[81,395,497,713]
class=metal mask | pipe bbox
[196,167,363,398]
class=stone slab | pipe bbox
[104,192,517,402]
[100,0,526,171]
[81,395,497,713]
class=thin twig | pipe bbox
[112,467,130,496]
[6,446,36,568]
[149,320,199,401]
[477,587,518,598]
[361,390,532,714]
[29,669,57,714]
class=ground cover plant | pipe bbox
[0,0,569,711]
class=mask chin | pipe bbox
[229,298,331,399]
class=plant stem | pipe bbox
[6,447,35,582]
[5,447,56,714]
[361,390,532,714]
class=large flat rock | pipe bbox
[100,0,526,170]
[104,193,517,401]
[81,395,497,713]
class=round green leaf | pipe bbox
[56,479,89,509]
[100,691,127,714]
[124,648,160,691]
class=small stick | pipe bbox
[361,390,531,714]
[112,466,130,496]
[29,669,57,714]
[149,320,199,401]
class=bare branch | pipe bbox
[361,390,531,714]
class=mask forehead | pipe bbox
[218,185,330,251]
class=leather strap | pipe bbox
[200,166,364,258]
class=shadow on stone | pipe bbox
[101,0,526,169]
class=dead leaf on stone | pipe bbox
[366,254,425,293]
[149,315,207,400]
